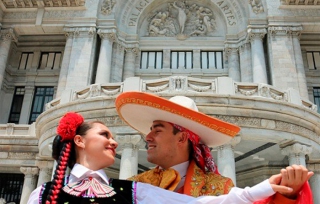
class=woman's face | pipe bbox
[78,123,118,170]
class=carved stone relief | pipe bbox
[249,0,264,14]
[145,2,217,39]
[101,0,116,15]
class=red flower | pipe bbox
[57,112,84,141]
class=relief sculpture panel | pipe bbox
[145,1,218,39]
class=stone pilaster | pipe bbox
[19,85,34,124]
[239,43,252,82]
[123,46,139,80]
[0,28,16,90]
[307,163,320,204]
[248,26,267,84]
[36,160,53,187]
[162,49,171,70]
[217,136,241,186]
[115,134,142,179]
[96,29,117,84]
[291,26,308,100]
[64,26,97,91]
[281,143,312,166]
[56,30,74,97]
[111,43,125,82]
[20,167,39,204]
[225,46,240,82]
[193,49,201,70]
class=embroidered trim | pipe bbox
[62,177,116,198]
[132,181,137,204]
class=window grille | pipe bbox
[140,51,163,69]
[8,87,25,124]
[313,88,320,113]
[29,87,54,124]
[39,52,62,69]
[0,173,24,203]
[171,51,193,69]
[201,51,223,69]
[306,52,320,70]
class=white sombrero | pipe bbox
[115,91,240,147]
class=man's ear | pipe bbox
[178,131,188,144]
[74,135,85,149]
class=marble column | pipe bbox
[123,47,139,80]
[36,160,53,187]
[307,163,320,204]
[0,29,15,90]
[226,47,240,82]
[239,43,253,82]
[96,29,117,84]
[111,44,125,82]
[217,136,241,186]
[56,30,74,97]
[281,143,312,166]
[115,134,142,179]
[20,167,39,204]
[248,27,267,84]
[291,27,308,100]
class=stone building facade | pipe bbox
[0,0,320,203]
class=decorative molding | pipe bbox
[249,0,264,14]
[100,0,116,15]
[1,0,85,9]
[268,25,303,37]
[280,0,320,5]
[73,83,123,100]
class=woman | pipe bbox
[27,112,294,204]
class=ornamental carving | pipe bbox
[146,2,217,39]
[101,0,116,15]
[249,0,264,14]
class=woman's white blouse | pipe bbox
[27,164,275,204]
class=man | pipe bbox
[115,91,313,203]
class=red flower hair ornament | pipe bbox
[57,112,84,141]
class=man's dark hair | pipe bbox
[172,125,194,160]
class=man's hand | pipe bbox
[279,165,313,199]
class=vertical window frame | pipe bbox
[8,87,25,124]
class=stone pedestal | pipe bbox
[115,134,142,179]
[20,167,39,204]
[248,27,267,84]
[96,29,116,84]
[281,143,312,166]
[217,136,241,186]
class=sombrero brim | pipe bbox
[115,91,240,147]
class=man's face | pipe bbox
[145,120,180,168]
